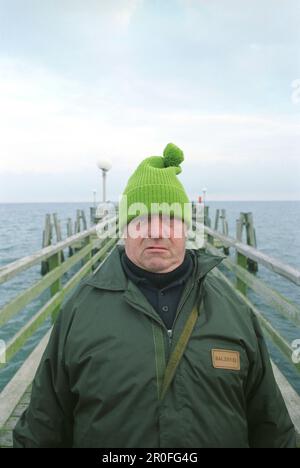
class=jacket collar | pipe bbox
[85,244,225,291]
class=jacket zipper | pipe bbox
[166,280,196,347]
[167,329,173,347]
[166,277,206,353]
[125,296,176,359]
[124,295,173,345]
[125,277,205,357]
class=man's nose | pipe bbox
[148,218,164,238]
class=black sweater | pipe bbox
[121,251,193,330]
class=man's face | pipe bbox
[124,214,187,273]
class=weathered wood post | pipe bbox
[67,218,74,256]
[220,209,228,236]
[83,234,93,274]
[220,209,230,255]
[47,217,65,320]
[53,213,64,263]
[74,210,83,252]
[90,206,97,225]
[214,209,230,255]
[204,206,211,227]
[236,252,248,295]
[41,214,52,275]
[236,215,248,295]
[191,202,199,247]
[48,251,62,323]
[214,209,220,231]
[75,209,81,234]
[205,206,214,245]
[236,212,258,295]
[192,201,206,249]
[74,210,87,232]
[244,212,258,272]
[236,212,258,272]
[81,210,87,231]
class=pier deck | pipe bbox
[1,209,300,447]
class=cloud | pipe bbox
[112,0,142,28]
[0,1,299,200]
[0,57,299,179]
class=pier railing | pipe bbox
[0,209,300,447]
[197,222,300,444]
[0,215,119,444]
[0,216,118,365]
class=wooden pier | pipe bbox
[0,205,300,448]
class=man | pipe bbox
[14,143,296,448]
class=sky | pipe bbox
[0,0,299,202]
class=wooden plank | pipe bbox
[13,404,29,418]
[0,330,51,428]
[202,224,300,286]
[236,251,248,295]
[0,242,94,327]
[48,252,61,297]
[19,393,31,406]
[82,235,93,276]
[0,227,95,284]
[0,224,116,329]
[4,295,62,364]
[210,263,299,371]
[0,216,117,285]
[2,236,118,364]
[0,430,13,448]
[1,236,299,449]
[4,416,20,431]
[272,363,300,447]
[209,266,300,443]
[206,244,300,327]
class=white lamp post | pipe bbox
[93,189,97,208]
[97,159,112,203]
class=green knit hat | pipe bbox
[119,143,191,231]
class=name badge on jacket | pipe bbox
[211,349,241,371]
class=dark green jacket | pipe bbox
[13,246,296,448]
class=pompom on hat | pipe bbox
[119,143,191,231]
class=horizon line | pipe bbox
[1,199,300,204]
